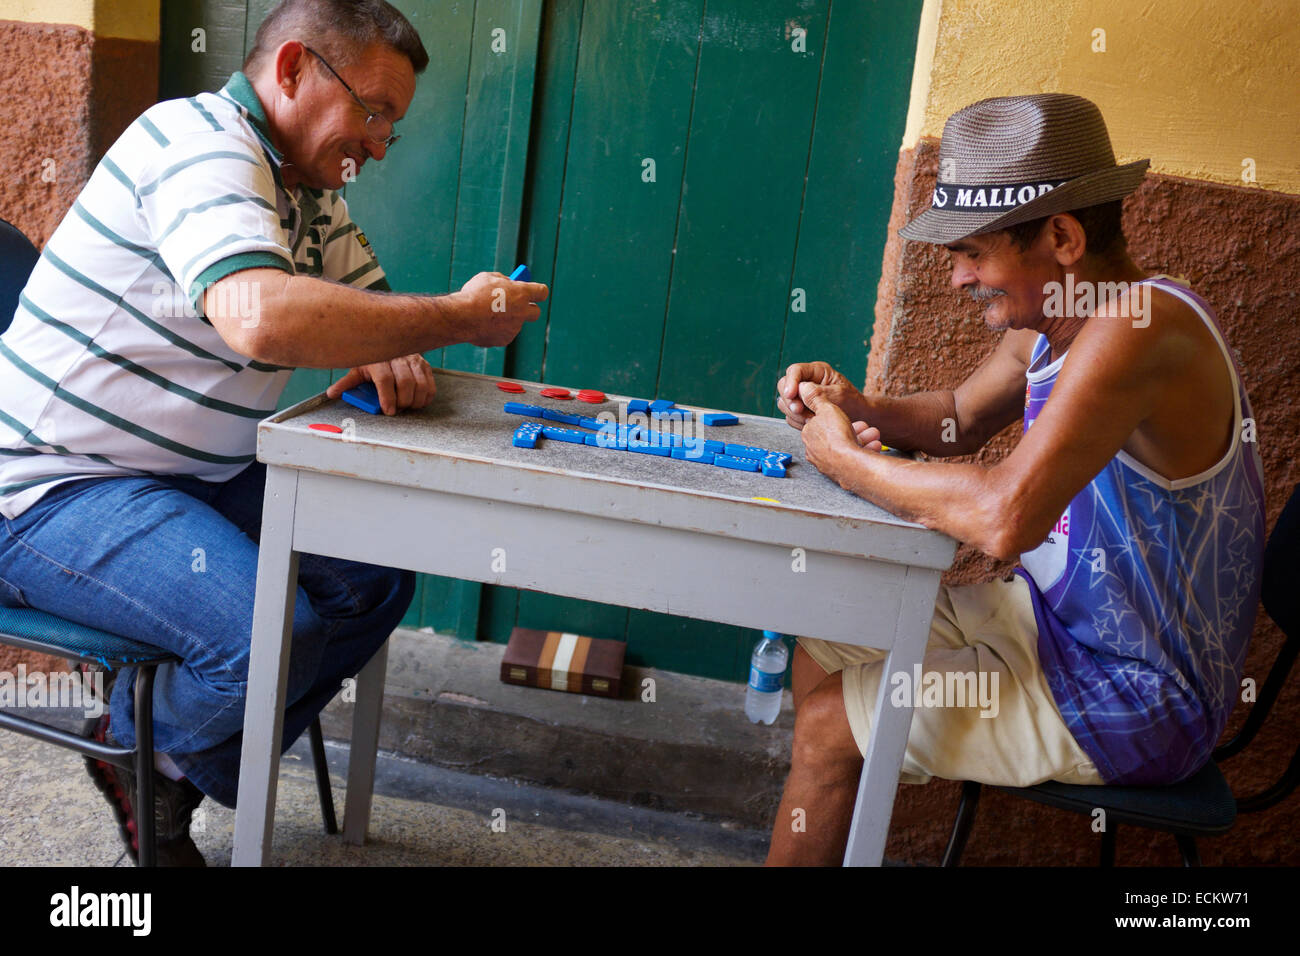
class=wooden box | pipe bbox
[501,628,625,698]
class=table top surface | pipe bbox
[259,368,957,567]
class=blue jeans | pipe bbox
[0,462,415,807]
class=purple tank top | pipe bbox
[1016,276,1266,784]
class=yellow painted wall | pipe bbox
[0,0,157,41]
[904,0,1300,195]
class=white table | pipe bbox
[232,368,956,866]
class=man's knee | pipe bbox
[298,557,415,622]
[791,676,861,775]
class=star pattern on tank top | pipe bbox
[1020,289,1265,784]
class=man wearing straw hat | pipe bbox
[768,94,1266,865]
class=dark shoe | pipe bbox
[83,715,207,867]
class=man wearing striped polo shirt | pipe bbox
[0,0,546,865]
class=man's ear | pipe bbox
[273,41,310,96]
[1046,212,1088,267]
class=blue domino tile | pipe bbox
[713,454,760,472]
[671,446,715,464]
[702,439,726,456]
[583,434,601,446]
[626,399,651,414]
[541,425,588,444]
[512,423,543,448]
[700,412,739,426]
[341,382,382,415]
[764,451,793,466]
[503,402,546,418]
[760,458,787,478]
[510,263,532,282]
[653,408,691,421]
[643,430,682,447]
[628,442,671,457]
[578,416,608,430]
[648,399,675,413]
[725,443,771,460]
[542,409,585,426]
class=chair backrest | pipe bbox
[1263,482,1300,640]
[1215,481,1300,762]
[0,218,41,337]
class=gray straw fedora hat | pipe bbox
[899,93,1149,244]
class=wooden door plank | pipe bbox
[442,0,545,376]
[778,0,924,380]
[654,0,828,415]
[538,0,706,398]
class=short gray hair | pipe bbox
[244,0,429,76]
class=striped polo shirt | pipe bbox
[0,72,388,519]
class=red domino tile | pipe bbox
[309,423,344,433]
[496,381,526,393]
[539,387,573,399]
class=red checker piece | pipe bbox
[539,387,573,399]
[576,389,606,403]
[309,423,344,434]
[496,381,526,393]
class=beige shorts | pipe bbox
[798,575,1104,787]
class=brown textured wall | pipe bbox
[0,21,157,677]
[90,35,159,162]
[0,21,157,247]
[0,21,93,245]
[871,136,1300,866]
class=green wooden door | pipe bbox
[159,0,923,680]
[485,0,925,679]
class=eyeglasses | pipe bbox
[304,46,401,149]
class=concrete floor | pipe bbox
[0,720,768,867]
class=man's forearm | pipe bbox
[860,390,977,457]
[826,442,1017,559]
[231,272,475,368]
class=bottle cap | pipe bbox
[762,630,783,640]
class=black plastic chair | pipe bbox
[0,218,338,864]
[942,483,1300,867]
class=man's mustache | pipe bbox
[968,286,1006,302]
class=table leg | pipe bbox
[232,465,300,866]
[342,638,389,845]
[842,566,942,866]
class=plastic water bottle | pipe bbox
[745,631,788,725]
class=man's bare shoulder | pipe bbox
[1066,277,1236,478]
